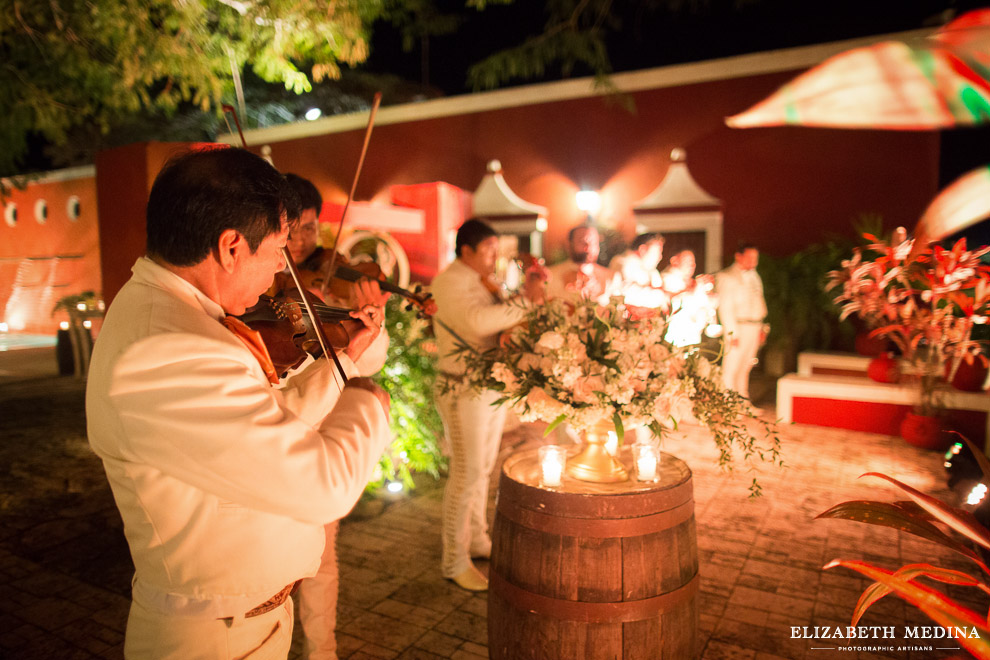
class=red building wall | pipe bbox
[95,141,203,305]
[0,168,101,334]
[259,69,940,268]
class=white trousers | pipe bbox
[296,521,339,660]
[434,387,506,578]
[722,323,761,399]
[124,595,293,660]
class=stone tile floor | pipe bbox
[0,372,985,659]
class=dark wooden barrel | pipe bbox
[488,447,698,660]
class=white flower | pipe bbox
[537,331,565,351]
[652,395,673,422]
[696,357,712,379]
[491,362,517,388]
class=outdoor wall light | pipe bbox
[575,190,601,217]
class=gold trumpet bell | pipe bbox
[566,422,628,483]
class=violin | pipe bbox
[237,293,369,377]
[297,248,437,315]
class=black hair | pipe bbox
[284,173,323,214]
[146,148,300,267]
[455,218,497,257]
[632,232,664,250]
[736,242,758,254]
[567,223,598,243]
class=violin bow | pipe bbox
[222,104,349,384]
[320,92,382,300]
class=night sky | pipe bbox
[363,0,990,95]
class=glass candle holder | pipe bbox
[632,442,660,482]
[539,444,567,487]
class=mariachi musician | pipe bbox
[430,218,548,592]
[86,148,391,660]
[278,172,390,660]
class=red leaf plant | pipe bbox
[826,233,990,414]
[817,435,990,657]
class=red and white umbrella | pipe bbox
[726,10,990,130]
[915,165,990,243]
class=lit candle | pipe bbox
[605,431,619,457]
[539,445,566,487]
[633,442,659,482]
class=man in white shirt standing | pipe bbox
[715,243,768,401]
[86,148,392,660]
[431,219,546,591]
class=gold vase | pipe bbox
[566,420,629,483]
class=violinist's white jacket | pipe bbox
[86,257,390,620]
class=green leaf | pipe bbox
[612,412,624,444]
[543,413,568,437]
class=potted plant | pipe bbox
[826,233,990,449]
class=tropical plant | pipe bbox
[757,239,854,376]
[449,295,782,495]
[817,435,990,658]
[371,296,445,491]
[52,291,104,319]
[826,234,990,415]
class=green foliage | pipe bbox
[370,296,445,491]
[0,0,382,176]
[466,0,617,91]
[757,238,856,375]
[52,291,103,318]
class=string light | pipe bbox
[386,481,403,493]
[967,482,987,506]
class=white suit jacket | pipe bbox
[715,262,768,337]
[86,257,390,619]
[431,258,528,375]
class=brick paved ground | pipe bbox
[0,365,984,659]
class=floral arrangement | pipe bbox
[817,435,990,657]
[826,234,990,414]
[452,296,782,495]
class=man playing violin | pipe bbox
[431,219,547,591]
[281,172,389,660]
[86,148,391,660]
[284,173,327,272]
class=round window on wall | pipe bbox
[4,203,16,227]
[34,199,47,224]
[67,196,81,222]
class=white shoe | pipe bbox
[450,564,488,591]
[470,537,492,560]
